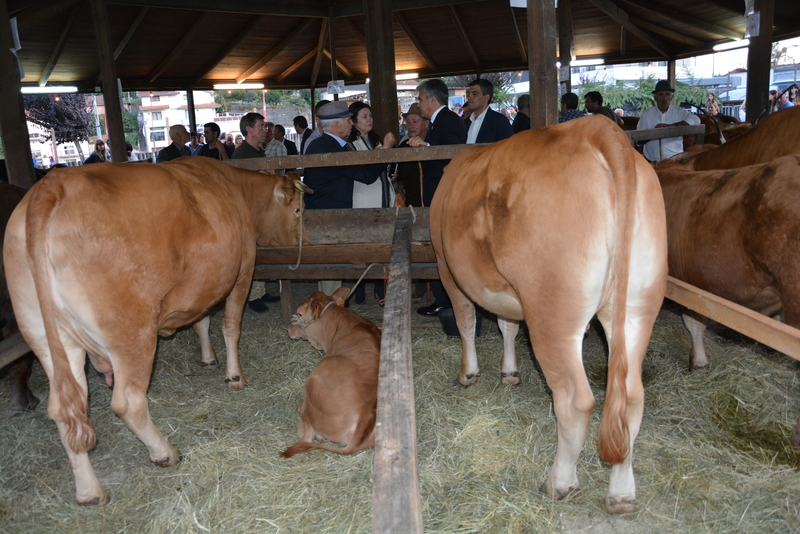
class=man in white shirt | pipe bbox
[262,121,287,175]
[464,78,513,144]
[637,80,701,162]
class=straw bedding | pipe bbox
[0,283,798,533]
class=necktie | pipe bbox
[345,141,356,151]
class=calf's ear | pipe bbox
[332,286,350,306]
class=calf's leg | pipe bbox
[682,310,709,372]
[192,316,218,367]
[498,317,520,385]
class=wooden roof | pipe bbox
[8,0,800,92]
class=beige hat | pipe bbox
[403,103,424,118]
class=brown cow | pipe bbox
[4,157,311,506]
[281,287,378,458]
[430,115,668,513]
[657,105,800,171]
[658,154,800,447]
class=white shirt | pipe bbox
[637,104,701,162]
[466,107,489,144]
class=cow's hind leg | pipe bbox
[533,328,595,500]
[192,316,218,368]
[498,317,521,385]
[220,277,251,390]
[110,346,179,467]
[683,310,709,372]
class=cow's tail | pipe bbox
[597,130,637,466]
[280,408,376,459]
[25,178,95,453]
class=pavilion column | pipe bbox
[363,0,398,138]
[186,85,196,134]
[745,0,774,122]
[0,0,36,188]
[667,60,676,89]
[557,0,574,95]
[328,5,339,102]
[528,0,558,127]
[91,0,126,163]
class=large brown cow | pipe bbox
[657,106,800,171]
[3,157,310,506]
[658,154,800,446]
[430,115,668,513]
[281,287,379,458]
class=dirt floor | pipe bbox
[0,281,798,534]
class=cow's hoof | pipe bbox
[77,492,110,507]
[605,495,636,514]
[10,398,40,417]
[200,360,219,368]
[790,429,800,449]
[541,481,579,500]
[689,363,709,373]
[455,373,479,387]
[151,452,180,468]
[500,371,521,386]
[225,376,246,390]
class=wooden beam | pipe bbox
[195,16,265,84]
[90,0,126,166]
[620,26,627,57]
[448,5,480,70]
[39,3,82,86]
[114,6,149,60]
[310,19,328,88]
[0,0,36,188]
[111,0,327,17]
[746,0,774,122]
[16,0,80,31]
[628,16,704,47]
[360,0,397,138]
[666,277,800,361]
[585,0,672,58]
[372,211,424,534]
[393,11,437,71]
[0,332,31,370]
[276,47,318,83]
[147,12,211,83]
[508,3,527,64]
[619,0,744,40]
[328,5,338,89]
[340,16,366,47]
[236,19,313,84]
[557,0,574,93]
[529,0,558,126]
[322,49,352,79]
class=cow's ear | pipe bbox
[273,182,294,206]
[310,300,323,318]
[332,286,350,306]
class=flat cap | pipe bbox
[317,101,351,119]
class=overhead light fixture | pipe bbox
[213,83,264,90]
[21,86,78,94]
[713,39,750,51]
[570,58,604,67]
[395,73,419,81]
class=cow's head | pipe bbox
[288,288,348,350]
[255,171,312,247]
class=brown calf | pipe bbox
[281,288,379,458]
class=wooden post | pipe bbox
[745,0,774,122]
[186,85,196,135]
[557,0,574,94]
[667,60,676,90]
[372,210,423,534]
[363,0,399,138]
[528,0,558,127]
[328,5,338,102]
[90,0,126,165]
[0,0,36,188]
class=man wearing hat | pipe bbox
[303,100,391,210]
[637,80,701,162]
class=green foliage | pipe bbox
[214,92,227,113]
[24,94,94,144]
[771,43,794,66]
[575,70,706,113]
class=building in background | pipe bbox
[138,91,220,153]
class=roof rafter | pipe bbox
[310,18,329,87]
[194,16,266,84]
[619,0,744,40]
[114,6,149,60]
[236,18,315,84]
[585,0,673,58]
[110,0,327,17]
[276,48,319,83]
[322,49,353,78]
[629,16,704,47]
[394,11,438,71]
[147,12,211,83]
[508,3,527,64]
[339,17,366,47]
[17,0,81,31]
[39,2,82,86]
[448,5,480,71]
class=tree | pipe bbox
[772,43,794,66]
[24,94,94,160]
[446,72,518,107]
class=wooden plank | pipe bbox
[256,242,436,265]
[0,332,31,370]
[310,19,328,88]
[236,19,314,84]
[508,2,527,64]
[256,263,440,281]
[449,5,480,71]
[666,276,800,361]
[585,0,672,58]
[393,11,437,71]
[114,6,149,60]
[195,16,266,84]
[276,47,318,83]
[626,124,705,143]
[39,3,82,87]
[293,208,430,244]
[147,12,211,83]
[372,211,423,534]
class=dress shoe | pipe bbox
[416,303,450,317]
[260,292,281,303]
[247,299,269,313]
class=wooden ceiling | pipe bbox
[8,0,800,92]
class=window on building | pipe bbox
[64,146,76,155]
[151,128,165,142]
[153,111,162,120]
[151,95,160,102]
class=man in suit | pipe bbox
[407,78,467,318]
[304,101,393,295]
[156,125,191,162]
[465,78,513,145]
[293,116,312,154]
[274,124,298,155]
[512,93,531,133]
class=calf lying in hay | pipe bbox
[281,288,379,458]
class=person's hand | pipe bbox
[382,132,397,149]
[407,136,427,147]
[655,123,671,128]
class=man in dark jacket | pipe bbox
[464,78,513,144]
[156,125,191,162]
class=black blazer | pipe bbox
[303,134,386,210]
[283,139,298,156]
[421,106,467,205]
[156,143,191,163]
[472,107,513,143]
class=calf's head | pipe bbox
[288,287,350,349]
